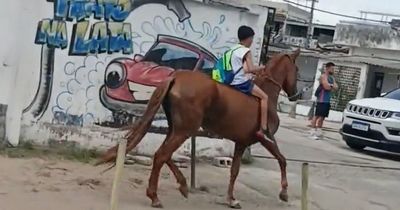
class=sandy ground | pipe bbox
[1,114,400,210]
[0,156,298,210]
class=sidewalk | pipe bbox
[277,112,342,141]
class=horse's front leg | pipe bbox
[258,135,288,202]
[227,143,246,209]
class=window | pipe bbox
[143,42,199,70]
[384,88,400,100]
[202,58,215,74]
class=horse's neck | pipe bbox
[255,77,280,106]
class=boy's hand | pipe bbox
[249,65,265,74]
[258,65,266,71]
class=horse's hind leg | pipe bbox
[258,136,288,202]
[157,132,189,199]
[146,132,187,208]
[166,159,189,198]
[227,143,246,209]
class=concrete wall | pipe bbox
[334,22,400,51]
[296,56,319,100]
[0,0,267,156]
[351,47,400,60]
[382,73,400,93]
[0,105,6,144]
[364,65,400,97]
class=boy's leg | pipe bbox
[251,85,268,131]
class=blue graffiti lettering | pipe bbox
[108,22,133,54]
[54,0,130,22]
[35,19,68,49]
[69,21,132,55]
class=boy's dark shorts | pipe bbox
[232,80,254,95]
[315,102,330,117]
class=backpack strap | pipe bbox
[224,45,243,75]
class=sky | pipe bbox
[274,0,400,25]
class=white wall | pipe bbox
[0,0,268,155]
[334,22,400,51]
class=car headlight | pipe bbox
[105,62,126,89]
[390,112,400,120]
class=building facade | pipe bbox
[0,0,269,155]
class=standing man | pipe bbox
[311,62,338,139]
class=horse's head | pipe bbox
[260,49,301,101]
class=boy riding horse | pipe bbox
[230,25,269,139]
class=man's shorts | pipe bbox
[232,80,254,95]
[315,102,330,117]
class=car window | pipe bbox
[143,42,199,70]
[383,88,400,100]
[202,58,215,74]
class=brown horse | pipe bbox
[97,49,301,208]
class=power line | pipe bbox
[283,0,391,24]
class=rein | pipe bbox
[256,53,305,100]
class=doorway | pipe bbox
[369,72,384,97]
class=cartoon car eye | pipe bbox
[105,62,126,89]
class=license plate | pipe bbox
[352,121,369,131]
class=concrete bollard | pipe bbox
[301,163,309,210]
[110,139,127,210]
[289,101,298,118]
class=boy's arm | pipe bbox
[243,51,265,74]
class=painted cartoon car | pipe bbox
[100,35,217,124]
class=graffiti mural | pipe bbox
[100,35,217,124]
[25,0,264,128]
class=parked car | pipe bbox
[100,35,217,124]
[341,88,400,153]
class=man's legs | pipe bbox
[317,117,325,128]
[315,117,324,137]
[310,103,323,139]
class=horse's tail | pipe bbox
[95,77,175,166]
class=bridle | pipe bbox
[256,54,307,100]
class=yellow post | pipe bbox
[301,163,309,210]
[110,139,127,210]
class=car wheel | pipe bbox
[112,111,134,126]
[346,141,366,151]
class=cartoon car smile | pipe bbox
[100,35,217,124]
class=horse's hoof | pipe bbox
[151,201,164,208]
[279,190,289,202]
[179,185,189,198]
[229,199,242,209]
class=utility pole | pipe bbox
[305,0,316,48]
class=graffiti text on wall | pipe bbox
[35,0,133,56]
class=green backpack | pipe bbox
[211,45,242,85]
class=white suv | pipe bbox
[341,88,400,153]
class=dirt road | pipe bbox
[1,114,400,210]
[0,156,297,210]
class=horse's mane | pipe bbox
[257,54,288,78]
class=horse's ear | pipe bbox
[290,48,301,61]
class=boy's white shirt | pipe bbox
[230,45,251,85]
